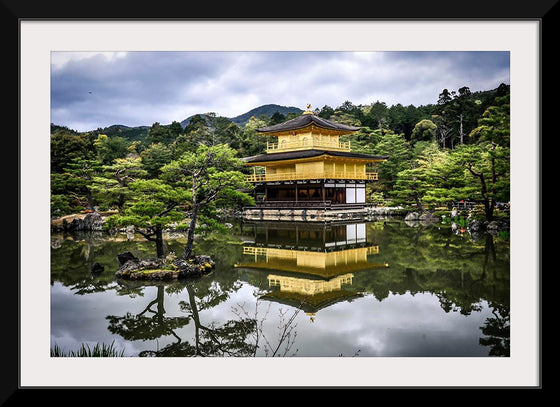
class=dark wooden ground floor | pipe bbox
[253,180,367,205]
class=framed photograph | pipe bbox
[13,6,546,396]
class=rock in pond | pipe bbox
[117,251,138,267]
[90,262,105,274]
[173,255,216,279]
[115,252,215,280]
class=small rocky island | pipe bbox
[115,251,215,281]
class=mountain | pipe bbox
[227,104,303,126]
[179,104,304,128]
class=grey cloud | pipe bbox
[51,51,510,132]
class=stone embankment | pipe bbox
[51,211,186,233]
[404,211,510,232]
[403,211,441,224]
[51,212,109,232]
[241,206,407,222]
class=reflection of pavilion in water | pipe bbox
[235,222,388,321]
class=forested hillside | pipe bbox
[51,83,510,223]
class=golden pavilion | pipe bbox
[242,105,388,221]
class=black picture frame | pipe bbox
[10,0,550,401]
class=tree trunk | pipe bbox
[117,173,126,211]
[185,284,202,355]
[484,199,495,221]
[156,285,165,325]
[459,113,464,145]
[118,193,125,212]
[414,194,425,213]
[155,225,165,258]
[183,204,199,260]
[86,188,95,211]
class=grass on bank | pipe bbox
[51,341,126,357]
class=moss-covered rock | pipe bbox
[115,252,215,280]
[173,255,215,279]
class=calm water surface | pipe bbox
[50,219,510,357]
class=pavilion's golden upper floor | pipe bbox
[242,109,388,183]
[266,133,351,153]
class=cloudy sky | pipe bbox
[51,51,510,132]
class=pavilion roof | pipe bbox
[242,149,388,164]
[259,289,364,314]
[256,113,360,134]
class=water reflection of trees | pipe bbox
[50,230,245,294]
[50,231,164,294]
[358,222,509,312]
[106,285,189,343]
[105,278,303,357]
[106,282,257,357]
[479,303,510,356]
[359,221,510,356]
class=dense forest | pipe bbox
[51,83,510,228]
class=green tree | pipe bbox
[184,114,207,134]
[170,134,191,159]
[433,89,457,149]
[51,132,96,173]
[168,121,184,140]
[91,157,147,211]
[338,100,360,115]
[140,142,173,177]
[421,147,468,209]
[388,104,407,136]
[146,122,173,145]
[284,112,299,121]
[371,132,412,191]
[392,142,468,211]
[94,134,129,164]
[449,142,510,220]
[206,113,243,149]
[182,114,212,149]
[160,144,253,260]
[106,178,190,258]
[469,93,510,147]
[452,86,475,145]
[362,101,389,130]
[392,167,431,211]
[411,119,437,144]
[56,158,104,211]
[240,116,268,156]
[432,113,454,149]
[317,105,334,119]
[437,88,454,105]
[269,111,285,125]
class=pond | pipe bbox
[50,219,510,357]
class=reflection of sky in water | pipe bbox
[51,283,161,356]
[306,294,493,357]
[50,221,509,358]
[51,280,494,357]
